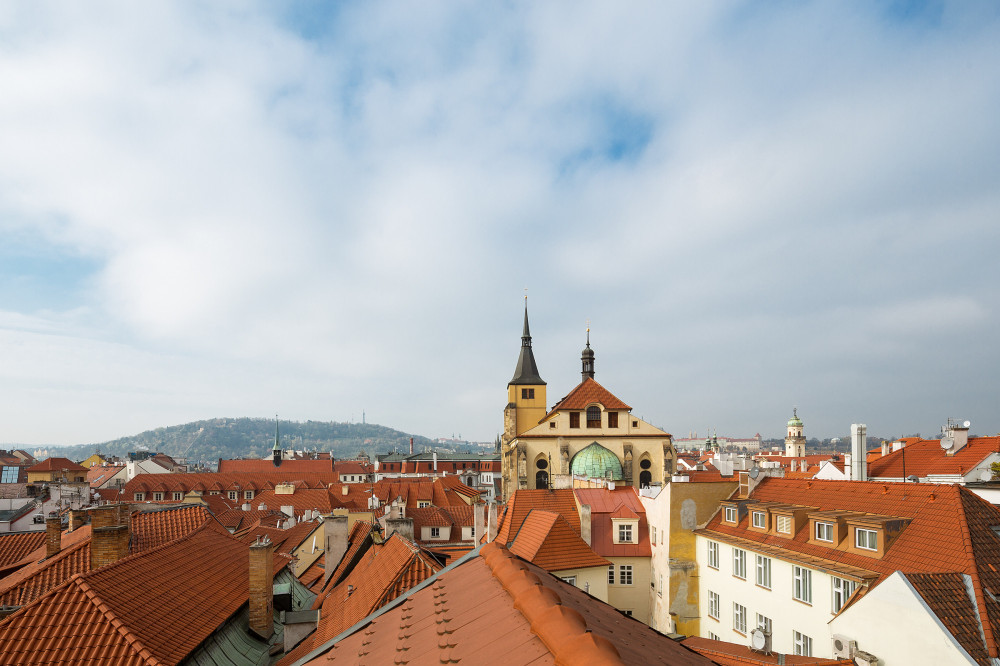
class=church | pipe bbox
[500,304,677,499]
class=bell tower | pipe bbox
[785,409,806,458]
[504,298,547,440]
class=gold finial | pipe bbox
[524,288,528,303]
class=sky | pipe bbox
[1,1,999,448]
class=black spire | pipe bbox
[581,328,595,380]
[509,299,545,385]
[272,416,282,467]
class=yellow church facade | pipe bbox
[500,305,677,499]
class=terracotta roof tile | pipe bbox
[218,458,335,473]
[868,436,1000,478]
[509,510,611,571]
[547,377,631,415]
[297,542,715,666]
[682,636,854,665]
[575,487,652,557]
[26,457,88,473]
[907,573,989,663]
[0,531,46,570]
[495,489,580,545]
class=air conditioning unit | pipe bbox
[853,650,878,666]
[832,634,857,659]
[749,628,771,654]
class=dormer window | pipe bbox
[776,515,792,534]
[752,511,766,529]
[417,501,430,508]
[856,528,878,551]
[618,523,634,543]
[815,522,833,542]
[725,506,738,523]
[587,406,601,428]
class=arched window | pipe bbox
[536,470,549,489]
[587,406,601,428]
[639,470,652,488]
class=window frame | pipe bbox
[752,511,766,529]
[134,492,145,501]
[608,565,615,585]
[733,548,747,580]
[569,412,580,428]
[815,521,833,542]
[793,631,813,656]
[856,528,878,551]
[619,564,633,585]
[832,576,856,613]
[608,411,618,428]
[618,523,634,543]
[776,515,793,534]
[586,406,601,428]
[756,613,772,634]
[430,527,441,539]
[724,506,737,523]
[755,554,772,589]
[733,602,747,634]
[708,540,720,569]
[793,566,813,604]
[708,590,720,619]
[172,492,183,501]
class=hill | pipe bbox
[36,418,439,465]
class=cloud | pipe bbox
[0,1,998,445]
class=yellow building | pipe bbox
[80,453,107,469]
[501,305,677,499]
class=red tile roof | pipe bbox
[0,524,265,665]
[298,542,716,666]
[238,519,321,558]
[868,436,1000,478]
[26,457,88,473]
[509,510,611,571]
[495,489,581,545]
[300,553,326,592]
[130,504,225,553]
[321,520,376,591]
[701,478,1000,664]
[283,533,440,664]
[574,486,651,558]
[682,637,854,665]
[907,572,989,664]
[0,531,46,570]
[546,377,631,415]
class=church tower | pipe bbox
[581,328,595,380]
[504,300,547,441]
[785,409,806,457]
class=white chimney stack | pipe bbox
[851,424,867,482]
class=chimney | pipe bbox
[46,515,61,558]
[580,504,592,547]
[384,517,414,542]
[487,502,498,543]
[89,503,130,569]
[851,424,868,482]
[69,509,87,531]
[409,437,414,455]
[951,422,970,454]
[248,537,274,639]
[323,515,349,585]
[433,451,438,472]
[881,440,890,457]
[844,453,853,480]
[473,503,485,542]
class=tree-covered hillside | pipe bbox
[41,418,438,465]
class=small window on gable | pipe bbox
[586,406,601,428]
[569,412,580,428]
[430,527,440,538]
[549,422,556,429]
[417,501,430,508]
[608,412,618,428]
[153,492,163,501]
[172,492,183,501]
[632,420,639,428]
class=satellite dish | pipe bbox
[980,470,993,482]
[749,467,760,479]
[940,437,954,450]
[750,628,767,650]
[964,420,971,428]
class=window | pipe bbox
[793,631,813,656]
[708,541,719,569]
[521,388,535,399]
[586,406,601,428]
[244,490,254,500]
[733,548,747,579]
[756,614,772,634]
[733,603,747,634]
[619,565,633,585]
[172,492,183,501]
[624,610,633,617]
[618,523,634,543]
[153,492,163,501]
[776,515,792,534]
[793,566,812,603]
[815,521,833,542]
[417,501,430,508]
[708,590,720,619]
[658,573,663,597]
[709,632,720,641]
[608,565,615,585]
[832,577,856,613]
[632,420,638,427]
[549,422,556,429]
[752,511,766,528]
[0,467,17,483]
[569,412,580,428]
[430,527,440,538]
[560,576,576,586]
[756,555,771,589]
[651,525,657,544]
[856,528,878,551]
[228,490,238,500]
[608,411,618,428]
[134,492,145,501]
[724,506,737,523]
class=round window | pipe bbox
[536,458,548,470]
[639,459,651,470]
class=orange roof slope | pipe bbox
[0,531,46,570]
[283,533,440,664]
[574,486,651,557]
[495,489,580,545]
[509,510,611,571]
[218,458,335,473]
[868,436,1000,478]
[130,504,223,553]
[299,542,716,666]
[546,376,631,416]
[26,457,87,472]
[907,573,989,664]
[0,524,257,665]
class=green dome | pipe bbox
[571,442,623,480]
[787,409,803,427]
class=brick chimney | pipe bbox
[90,503,130,569]
[323,515,349,585]
[249,536,275,639]
[69,509,88,531]
[46,515,61,558]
